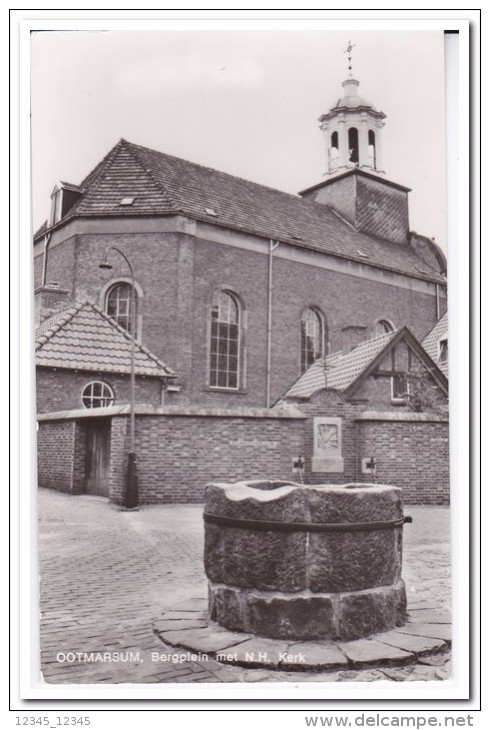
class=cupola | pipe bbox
[319,43,386,176]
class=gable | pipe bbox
[36,301,175,378]
[349,337,448,411]
[280,327,447,406]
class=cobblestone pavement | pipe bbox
[38,489,451,684]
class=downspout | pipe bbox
[266,240,280,407]
[435,282,440,320]
[355,420,359,482]
[41,232,51,287]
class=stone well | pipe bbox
[204,480,411,641]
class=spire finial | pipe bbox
[344,40,355,76]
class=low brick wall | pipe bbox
[356,414,449,504]
[36,405,448,505]
[37,406,306,504]
[132,409,306,503]
[37,419,78,493]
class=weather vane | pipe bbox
[344,40,355,75]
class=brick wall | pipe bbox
[283,377,449,504]
[133,412,306,503]
[36,368,162,413]
[268,254,438,405]
[37,403,448,505]
[35,287,71,326]
[295,391,360,485]
[72,420,87,493]
[109,416,128,505]
[357,418,449,504]
[37,420,77,492]
[36,224,441,412]
[42,236,78,293]
[37,409,306,504]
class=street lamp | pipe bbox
[99,246,138,509]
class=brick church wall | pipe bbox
[36,222,441,412]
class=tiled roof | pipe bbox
[282,330,398,400]
[35,301,175,378]
[35,139,445,284]
[422,311,448,376]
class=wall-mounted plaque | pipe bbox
[312,417,344,473]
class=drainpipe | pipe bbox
[435,283,440,320]
[355,420,359,482]
[266,240,280,407]
[41,232,51,287]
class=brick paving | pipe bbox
[38,489,451,684]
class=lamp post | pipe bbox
[99,246,138,509]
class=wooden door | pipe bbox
[85,419,111,497]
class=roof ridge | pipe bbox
[78,140,124,189]
[66,142,128,218]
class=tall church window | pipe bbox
[368,130,376,168]
[209,290,241,389]
[348,127,359,164]
[301,307,325,373]
[330,131,339,160]
[106,282,137,334]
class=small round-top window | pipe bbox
[82,381,115,409]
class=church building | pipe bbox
[34,66,449,505]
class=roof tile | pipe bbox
[282,330,397,399]
[422,312,448,376]
[36,139,445,284]
[36,301,175,378]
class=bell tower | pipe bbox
[300,43,412,246]
[319,42,386,176]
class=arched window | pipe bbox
[348,127,359,164]
[209,290,242,389]
[301,308,325,373]
[82,381,115,409]
[106,282,137,334]
[328,131,339,168]
[368,130,376,168]
[375,319,395,336]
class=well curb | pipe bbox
[154,596,451,672]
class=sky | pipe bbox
[30,28,447,248]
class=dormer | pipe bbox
[48,181,83,226]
